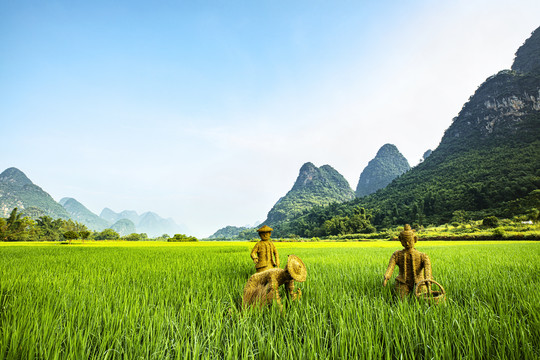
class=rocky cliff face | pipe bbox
[264,162,355,226]
[357,26,540,225]
[439,27,540,151]
[440,71,540,149]
[355,144,410,197]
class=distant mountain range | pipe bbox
[0,168,186,237]
[99,207,185,237]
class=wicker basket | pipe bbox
[414,279,446,304]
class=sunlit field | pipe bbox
[0,241,538,359]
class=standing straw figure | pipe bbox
[243,254,306,309]
[383,224,432,299]
[250,225,279,273]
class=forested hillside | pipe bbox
[208,225,249,239]
[264,162,355,227]
[273,26,540,236]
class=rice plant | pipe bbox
[0,241,538,359]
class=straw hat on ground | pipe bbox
[286,255,307,282]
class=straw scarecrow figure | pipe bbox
[383,224,432,299]
[250,225,279,273]
[243,254,307,309]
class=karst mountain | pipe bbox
[264,162,355,227]
[355,144,410,197]
[275,26,540,233]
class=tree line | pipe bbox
[0,208,192,242]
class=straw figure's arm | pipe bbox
[250,243,259,264]
[272,243,279,267]
[383,251,398,286]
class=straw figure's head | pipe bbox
[399,224,417,250]
[257,225,273,241]
[285,255,307,282]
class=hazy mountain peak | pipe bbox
[61,197,110,231]
[0,167,33,186]
[59,197,77,206]
[140,211,159,218]
[100,208,119,223]
[111,219,136,236]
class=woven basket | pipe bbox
[414,279,446,304]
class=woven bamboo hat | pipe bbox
[286,255,307,282]
[257,225,273,233]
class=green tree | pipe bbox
[0,208,34,241]
[61,219,88,233]
[95,229,120,240]
[451,210,468,224]
[483,216,499,228]
[123,233,142,241]
[36,215,63,241]
[63,230,79,245]
[79,230,91,243]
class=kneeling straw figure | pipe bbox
[250,225,279,273]
[243,255,306,309]
[383,224,432,299]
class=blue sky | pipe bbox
[1,1,539,237]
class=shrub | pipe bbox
[483,216,499,228]
[492,227,505,238]
[168,234,198,242]
[123,233,142,241]
[95,229,120,240]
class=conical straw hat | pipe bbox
[286,255,307,282]
[257,225,273,233]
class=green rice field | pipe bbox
[0,241,538,359]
